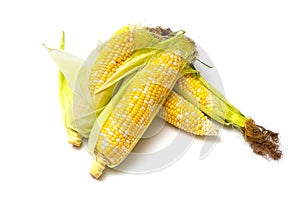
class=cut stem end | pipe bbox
[90,158,106,179]
[67,129,82,147]
[243,119,282,160]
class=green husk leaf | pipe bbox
[45,40,98,138]
[195,72,247,128]
[44,33,85,145]
[44,44,82,91]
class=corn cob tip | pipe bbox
[67,129,82,147]
[206,124,220,136]
[90,158,106,179]
[243,119,282,160]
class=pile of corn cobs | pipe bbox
[45,25,282,179]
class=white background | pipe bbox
[0,0,299,199]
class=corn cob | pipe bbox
[88,36,196,178]
[158,91,217,136]
[174,72,282,160]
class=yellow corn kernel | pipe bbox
[89,51,185,178]
[158,91,217,136]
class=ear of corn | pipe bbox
[88,35,196,178]
[174,70,282,160]
[44,34,83,146]
[89,51,185,178]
